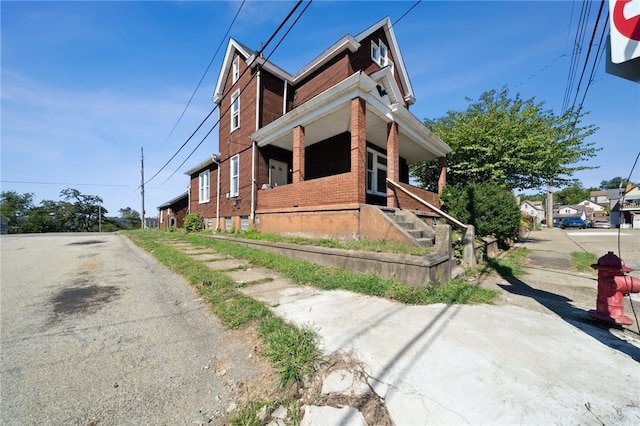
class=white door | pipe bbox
[269,159,288,187]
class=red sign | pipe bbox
[609,0,640,63]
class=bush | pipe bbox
[183,213,203,233]
[440,183,520,246]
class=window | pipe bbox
[206,218,213,229]
[199,170,210,203]
[231,90,240,131]
[232,56,239,83]
[371,39,388,67]
[241,216,249,231]
[366,148,387,196]
[225,217,232,230]
[230,154,239,197]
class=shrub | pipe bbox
[183,213,203,233]
[441,183,521,246]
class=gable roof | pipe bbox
[184,155,219,176]
[157,192,188,210]
[213,17,415,105]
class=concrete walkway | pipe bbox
[168,236,640,425]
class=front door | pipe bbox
[269,159,288,187]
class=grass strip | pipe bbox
[480,247,528,278]
[226,229,430,256]
[177,231,497,305]
[571,251,598,273]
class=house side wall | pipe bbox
[292,54,351,107]
[188,168,219,228]
[261,70,285,127]
[218,52,258,220]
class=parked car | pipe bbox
[592,220,611,229]
[560,218,587,229]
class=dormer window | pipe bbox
[371,39,388,67]
[232,56,240,83]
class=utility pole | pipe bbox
[99,203,102,232]
[546,180,553,228]
[141,147,145,229]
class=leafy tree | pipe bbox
[0,191,35,233]
[119,207,141,229]
[60,188,105,232]
[411,87,600,192]
[554,180,590,205]
[600,177,630,190]
[440,183,521,246]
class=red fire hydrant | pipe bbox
[589,251,640,325]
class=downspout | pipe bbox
[212,154,221,231]
[252,68,261,221]
[283,80,288,114]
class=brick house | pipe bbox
[186,17,452,243]
[157,192,188,230]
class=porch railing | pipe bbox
[387,178,467,231]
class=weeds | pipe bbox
[571,251,598,273]
[479,247,528,278]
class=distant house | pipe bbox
[185,156,220,231]
[520,201,544,224]
[577,199,607,222]
[554,205,587,221]
[0,216,8,234]
[617,185,640,228]
[589,190,608,207]
[158,192,188,229]
[184,17,452,243]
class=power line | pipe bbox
[570,0,606,112]
[156,0,311,185]
[145,0,307,186]
[158,0,246,150]
[1,180,131,188]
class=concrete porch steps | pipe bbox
[380,207,435,248]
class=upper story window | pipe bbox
[199,170,210,203]
[230,154,239,197]
[232,56,240,83]
[231,90,240,131]
[366,148,387,197]
[371,39,388,67]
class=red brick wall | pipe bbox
[261,70,285,127]
[392,182,441,213]
[257,172,358,210]
[188,166,220,221]
[218,51,257,219]
[293,54,350,107]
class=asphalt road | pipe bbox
[0,233,264,425]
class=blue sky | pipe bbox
[2,1,639,216]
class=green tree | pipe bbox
[0,191,35,233]
[440,182,521,246]
[411,87,600,192]
[600,177,630,190]
[554,180,590,205]
[119,207,141,229]
[60,188,105,232]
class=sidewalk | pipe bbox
[171,238,640,425]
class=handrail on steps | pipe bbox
[386,178,468,231]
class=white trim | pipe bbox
[199,170,210,203]
[366,148,388,197]
[213,39,255,104]
[232,56,240,83]
[230,154,239,197]
[231,89,240,131]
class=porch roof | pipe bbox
[251,72,450,164]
